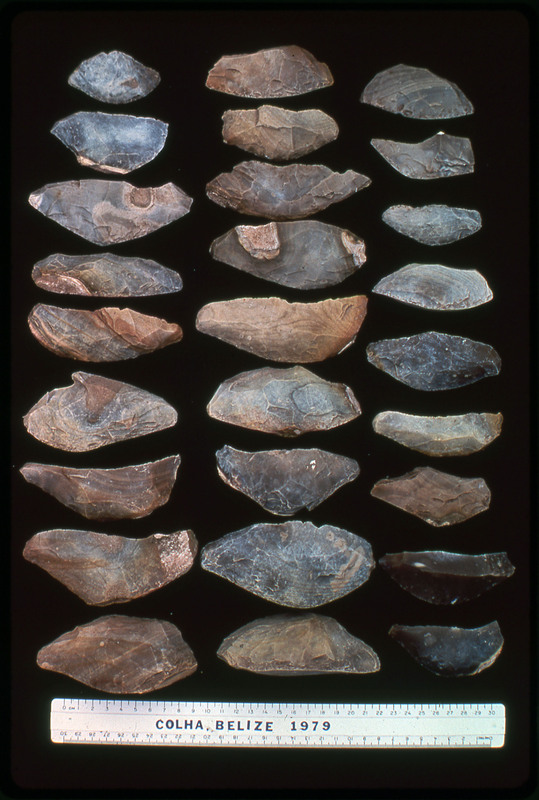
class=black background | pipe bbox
[8,3,533,796]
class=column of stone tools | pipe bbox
[21,51,199,694]
[361,64,511,677]
[199,46,382,676]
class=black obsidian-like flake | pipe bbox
[379,551,515,605]
[216,445,359,516]
[366,331,501,391]
[389,622,503,676]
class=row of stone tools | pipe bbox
[198,45,382,677]
[361,63,512,676]
[21,51,201,695]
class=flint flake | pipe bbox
[68,51,160,104]
[382,204,481,245]
[372,411,503,456]
[371,133,474,179]
[372,263,492,310]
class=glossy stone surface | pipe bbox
[366,332,501,391]
[208,365,361,436]
[206,161,371,220]
[32,253,183,297]
[372,411,503,456]
[51,112,168,174]
[382,204,481,245]
[222,106,338,160]
[371,466,490,527]
[20,456,180,520]
[389,622,503,676]
[361,64,474,119]
[37,615,197,693]
[206,46,333,98]
[218,614,380,676]
[216,445,359,516]
[28,304,182,362]
[24,529,197,605]
[68,51,160,103]
[23,372,177,452]
[210,220,366,289]
[29,180,192,245]
[371,133,474,179]
[372,263,492,310]
[196,295,367,362]
[379,551,515,605]
[201,520,374,608]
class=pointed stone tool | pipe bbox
[371,466,491,527]
[28,304,183,362]
[23,372,177,452]
[206,46,333,98]
[51,112,168,174]
[371,133,474,179]
[372,263,492,310]
[361,64,474,119]
[379,551,515,605]
[210,220,366,290]
[208,365,361,436]
[68,51,160,104]
[37,615,197,693]
[382,204,481,245]
[24,529,198,605]
[20,456,181,520]
[366,331,501,391]
[206,161,370,220]
[372,411,502,456]
[201,520,374,608]
[32,253,183,297]
[218,614,380,675]
[196,295,367,362]
[389,622,503,676]
[216,445,359,516]
[28,180,192,245]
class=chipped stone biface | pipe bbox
[23,529,197,605]
[206,46,333,98]
[222,106,338,160]
[361,64,474,119]
[201,521,374,608]
[382,204,481,245]
[51,112,168,174]
[372,264,492,310]
[23,372,177,452]
[32,253,183,297]
[218,614,380,676]
[379,551,515,605]
[371,133,474,179]
[196,296,367,362]
[208,365,361,436]
[206,161,371,220]
[37,615,197,693]
[211,220,366,289]
[28,304,183,362]
[68,51,160,104]
[371,466,491,527]
[216,445,359,516]
[389,622,503,677]
[366,332,501,391]
[19,456,181,520]
[372,411,503,456]
[28,180,192,246]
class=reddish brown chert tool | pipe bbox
[37,615,197,693]
[23,372,177,452]
[371,466,490,526]
[206,46,333,98]
[28,304,182,362]
[24,529,197,605]
[208,365,361,436]
[196,296,367,363]
[218,614,380,675]
[19,456,181,520]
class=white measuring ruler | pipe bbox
[51,699,505,748]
